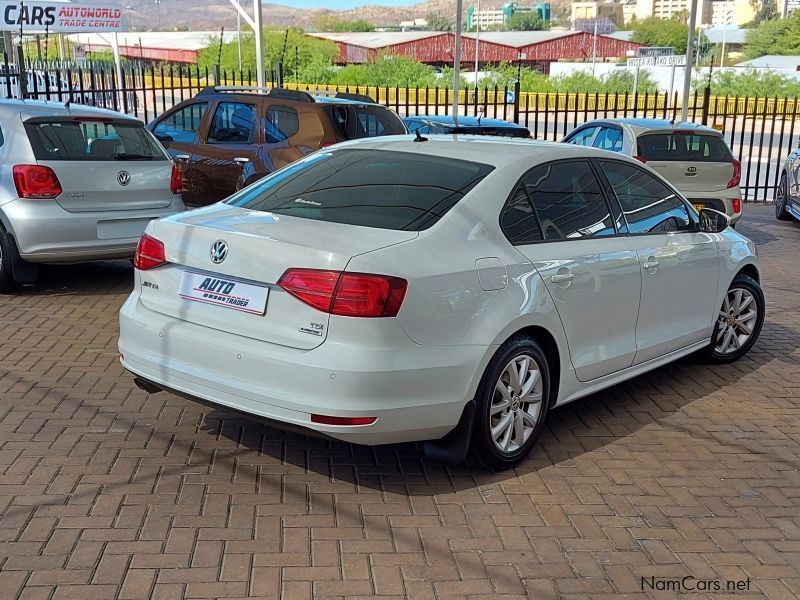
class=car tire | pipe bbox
[776,173,791,221]
[470,336,551,470]
[703,274,765,364]
[0,229,18,294]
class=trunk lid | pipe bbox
[23,116,174,213]
[141,205,418,349]
[637,131,736,193]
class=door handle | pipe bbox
[643,259,660,270]
[173,154,190,163]
[233,157,250,165]
[550,273,575,284]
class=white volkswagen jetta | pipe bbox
[118,136,764,469]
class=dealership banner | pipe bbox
[0,2,123,33]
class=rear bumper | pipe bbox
[2,197,185,263]
[118,293,487,445]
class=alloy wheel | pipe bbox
[776,178,786,214]
[715,288,759,355]
[490,354,544,454]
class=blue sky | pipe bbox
[270,0,419,8]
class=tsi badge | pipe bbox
[210,240,228,264]
[117,171,131,186]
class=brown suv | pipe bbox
[147,86,407,206]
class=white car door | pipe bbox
[505,159,642,382]
[598,159,720,364]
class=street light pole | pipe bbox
[474,0,480,86]
[680,0,699,123]
[452,0,463,126]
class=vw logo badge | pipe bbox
[117,171,131,186]
[210,240,228,264]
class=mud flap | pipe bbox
[423,400,475,465]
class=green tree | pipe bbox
[694,68,800,96]
[506,12,547,31]
[747,0,779,26]
[629,16,690,54]
[745,11,800,58]
[426,12,451,31]
[332,55,439,88]
[313,13,374,32]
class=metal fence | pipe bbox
[3,55,798,203]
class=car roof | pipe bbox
[326,134,635,167]
[0,99,142,122]
[403,115,528,129]
[194,86,380,107]
[581,117,720,135]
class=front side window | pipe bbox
[208,102,256,144]
[226,149,494,231]
[593,127,623,152]
[152,102,208,144]
[524,160,615,240]
[600,160,696,234]
[25,119,166,161]
[565,126,596,146]
[265,105,299,143]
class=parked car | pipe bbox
[147,86,407,206]
[562,119,744,226]
[775,150,800,223]
[403,115,531,138]
[0,99,186,293]
[119,136,763,469]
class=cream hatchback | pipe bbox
[118,136,764,469]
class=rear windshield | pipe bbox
[637,133,733,163]
[24,118,167,161]
[226,149,494,231]
[326,105,406,140]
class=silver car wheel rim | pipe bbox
[777,179,785,210]
[490,354,544,454]
[715,288,758,355]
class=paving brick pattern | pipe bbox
[0,205,798,599]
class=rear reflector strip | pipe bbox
[310,414,377,426]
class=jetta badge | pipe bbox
[210,240,228,264]
[117,171,131,186]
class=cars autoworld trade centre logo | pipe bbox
[0,2,123,33]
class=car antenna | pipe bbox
[413,129,428,142]
[477,108,484,126]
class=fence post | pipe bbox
[513,80,520,124]
[701,86,711,125]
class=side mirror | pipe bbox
[699,208,730,233]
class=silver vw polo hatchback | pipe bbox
[0,100,186,292]
[119,136,764,469]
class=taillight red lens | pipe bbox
[170,163,183,194]
[727,159,741,189]
[634,155,647,164]
[278,269,408,318]
[134,233,166,270]
[732,198,742,213]
[13,164,62,199]
[310,414,377,426]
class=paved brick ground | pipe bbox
[0,204,798,599]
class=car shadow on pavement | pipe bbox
[196,332,793,493]
[10,260,133,297]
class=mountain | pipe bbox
[113,0,537,32]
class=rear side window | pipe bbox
[593,127,623,152]
[565,127,596,146]
[637,133,733,162]
[500,184,542,244]
[265,105,299,143]
[226,149,494,231]
[24,119,166,161]
[524,160,615,240]
[600,160,695,234]
[153,102,207,144]
[327,105,406,140]
[208,102,256,144]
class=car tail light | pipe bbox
[170,163,183,194]
[634,155,647,164]
[727,159,741,189]
[134,233,166,270]
[732,198,742,213]
[321,142,335,148]
[278,269,408,317]
[13,165,62,199]
[311,414,377,426]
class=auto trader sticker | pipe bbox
[178,271,268,315]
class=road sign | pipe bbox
[74,45,86,64]
[627,55,687,67]
[637,47,677,58]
